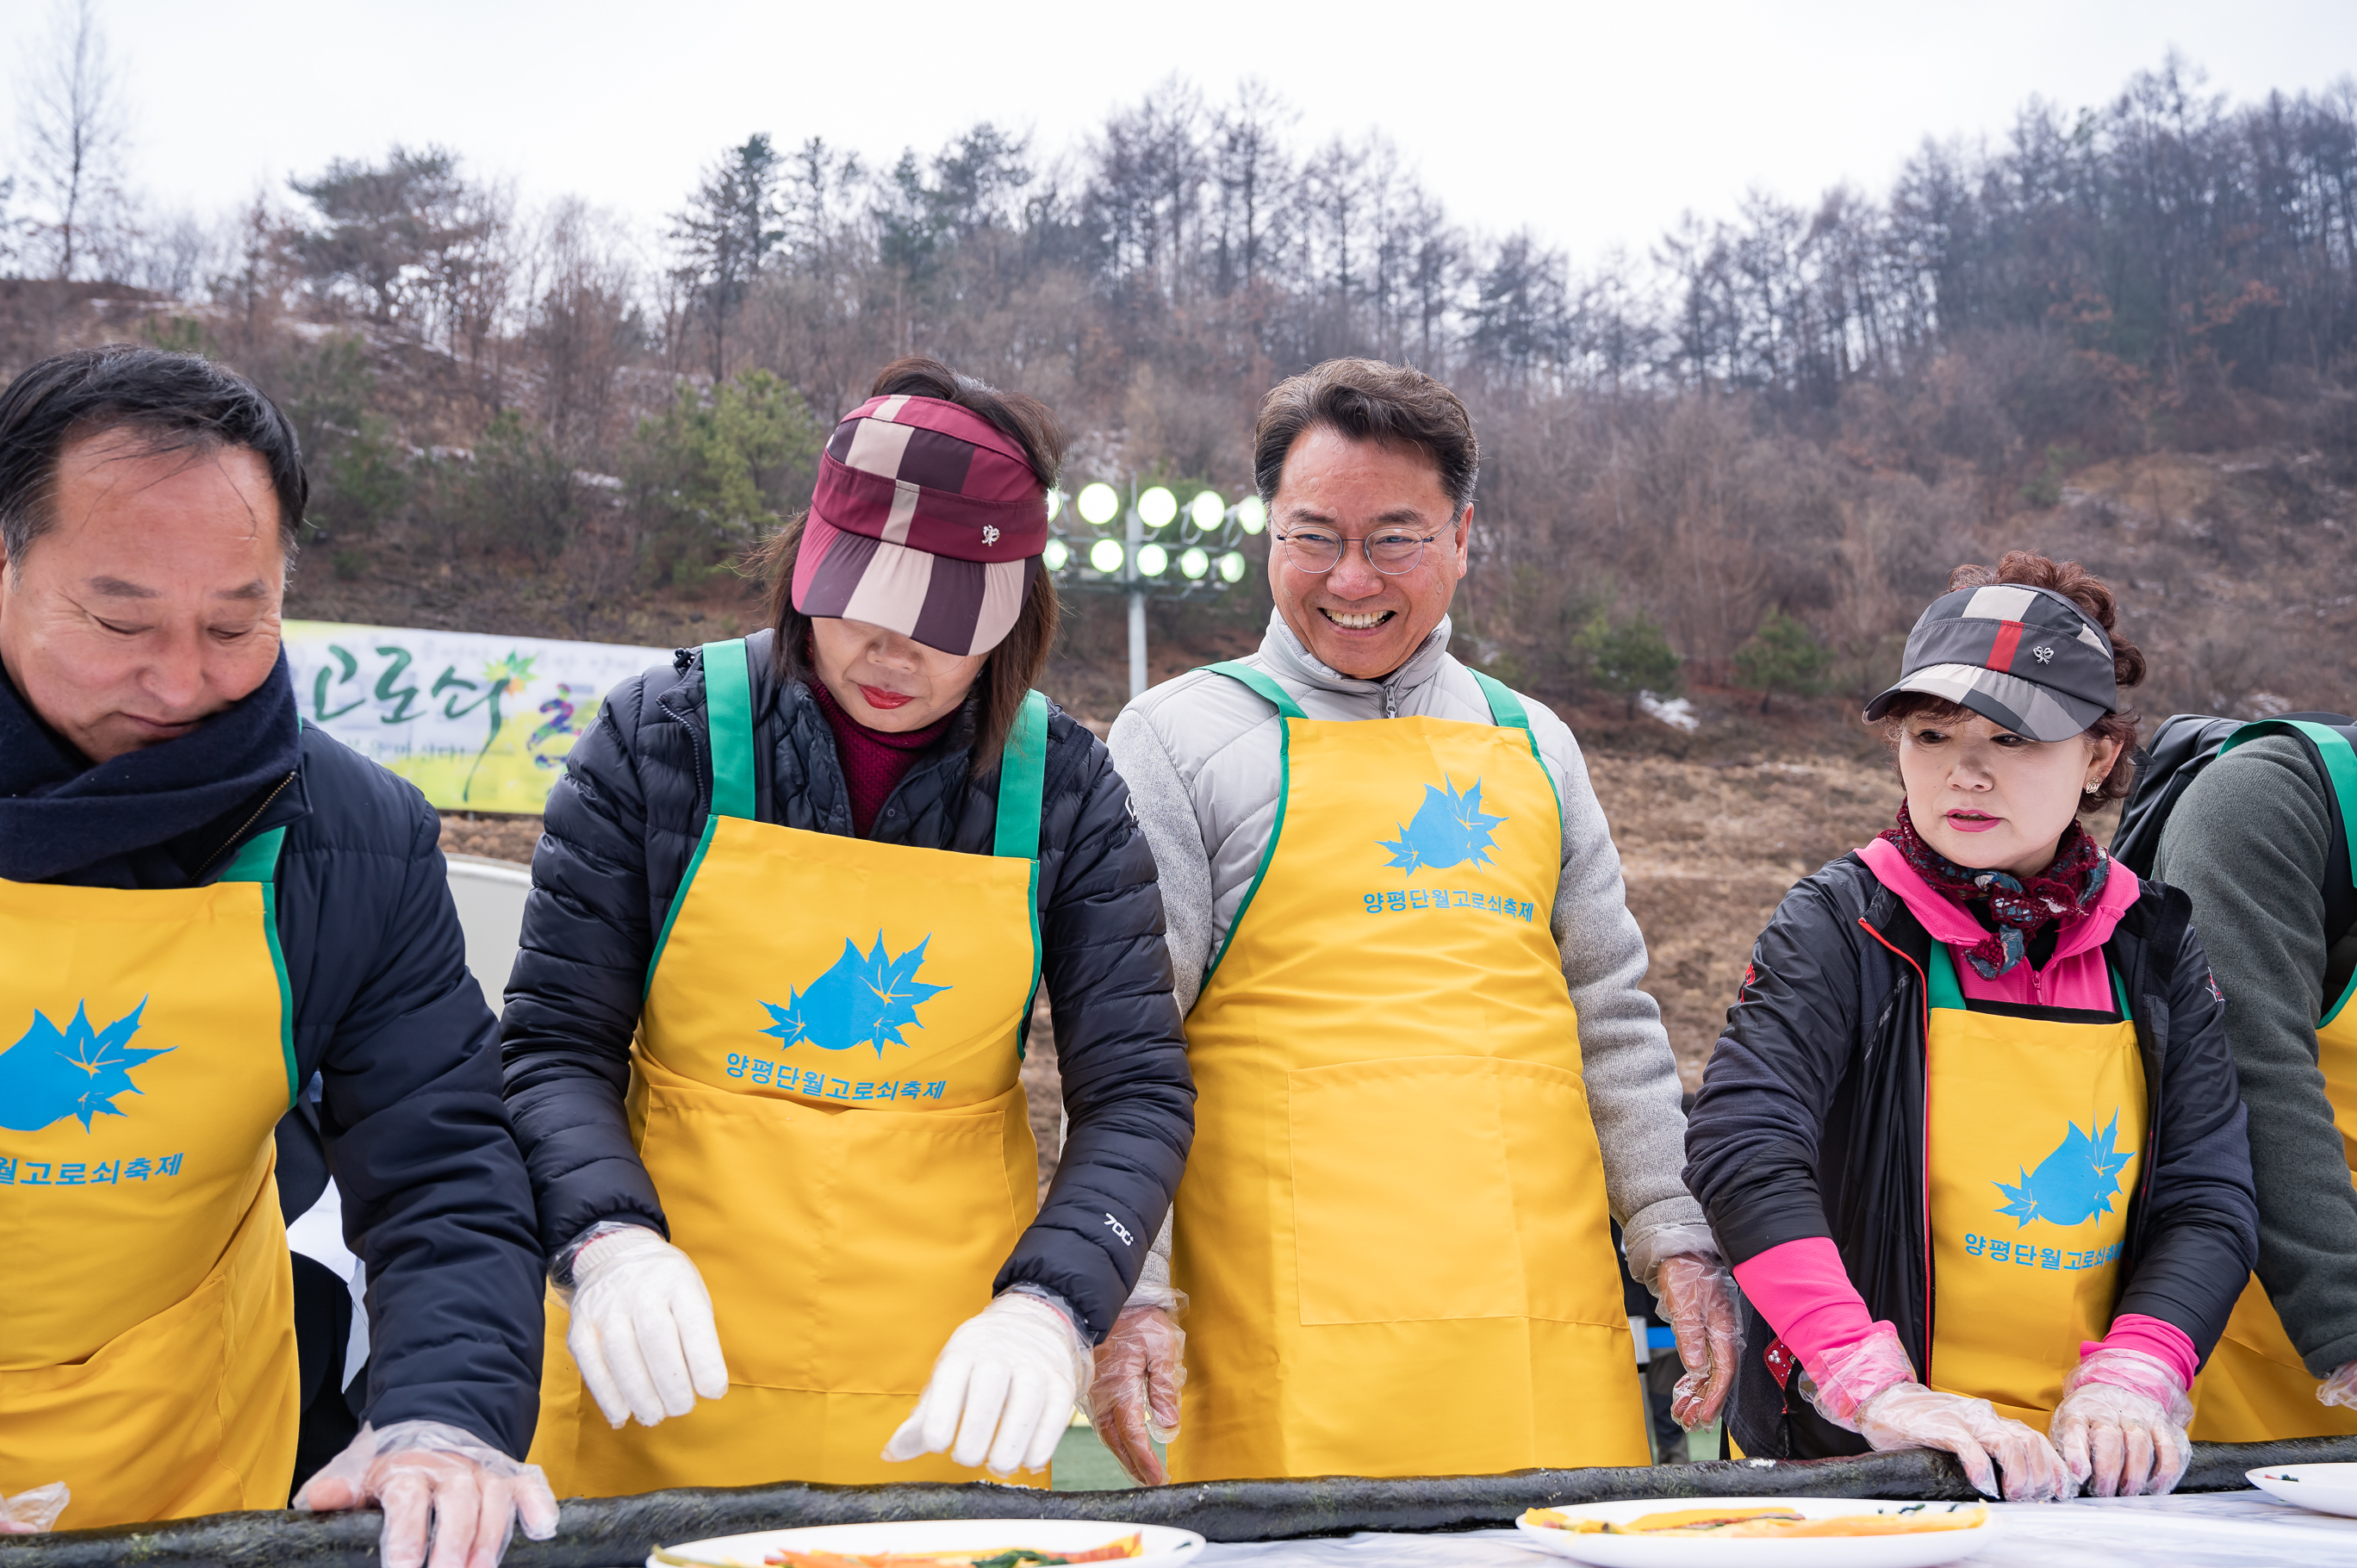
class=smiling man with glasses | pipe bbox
[1091,358,1738,1484]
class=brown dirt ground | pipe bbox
[1590,753,1900,1090]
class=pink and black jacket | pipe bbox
[1682,849,2259,1459]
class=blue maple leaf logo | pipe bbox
[0,999,174,1133]
[759,933,951,1056]
[1993,1112,2134,1229]
[1378,775,1507,874]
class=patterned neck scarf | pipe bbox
[1881,802,2110,979]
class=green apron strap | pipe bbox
[992,691,1049,862]
[2223,719,2357,896]
[1470,669,1530,731]
[1204,660,1309,720]
[701,638,757,821]
[992,690,1050,1055]
[215,825,297,1108]
[1927,941,1968,1011]
[1471,669,1565,837]
[216,825,287,883]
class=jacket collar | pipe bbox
[1858,837,2142,964]
[1258,608,1455,715]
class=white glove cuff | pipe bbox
[995,1288,1094,1391]
[550,1217,660,1296]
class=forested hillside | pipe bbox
[6,48,2355,728]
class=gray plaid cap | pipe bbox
[1863,583,2118,742]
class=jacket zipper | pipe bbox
[197,770,299,880]
[1858,916,1935,1377]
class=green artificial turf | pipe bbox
[1052,1422,1142,1491]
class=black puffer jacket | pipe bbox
[1684,852,2258,1460]
[0,663,545,1459]
[500,632,1194,1340]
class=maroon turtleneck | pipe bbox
[806,676,955,837]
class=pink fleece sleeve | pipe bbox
[1732,1236,1884,1376]
[2083,1313,2199,1391]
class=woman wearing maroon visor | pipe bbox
[501,357,1193,1490]
[1685,552,2256,1500]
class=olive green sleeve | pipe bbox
[2154,733,2357,1377]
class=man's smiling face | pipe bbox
[1266,425,1471,680]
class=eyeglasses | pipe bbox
[1275,526,1444,576]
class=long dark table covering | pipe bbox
[4,1437,2352,1568]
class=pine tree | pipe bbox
[669,136,785,383]
[1733,608,1831,714]
[1574,613,1683,720]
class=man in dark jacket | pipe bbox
[0,345,551,1565]
[1685,856,2259,1464]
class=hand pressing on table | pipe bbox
[1802,1321,2071,1502]
[2050,1347,2193,1498]
[293,1421,558,1568]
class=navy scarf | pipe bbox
[0,651,301,885]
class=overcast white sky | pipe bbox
[16,0,2357,266]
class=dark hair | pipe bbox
[1252,358,1479,513]
[1876,551,2148,813]
[747,356,1065,772]
[0,345,308,566]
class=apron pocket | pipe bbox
[0,1262,236,1524]
[641,1078,1029,1396]
[1289,1055,1624,1328]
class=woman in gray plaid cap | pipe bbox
[501,357,1194,1492]
[1685,551,2256,1501]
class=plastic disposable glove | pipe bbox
[1852,1383,2073,1502]
[1800,1322,2068,1501]
[293,1421,558,1568]
[1795,1319,1919,1428]
[1087,1303,1187,1485]
[0,1483,68,1533]
[557,1222,730,1428]
[2320,1360,2357,1409]
[1654,1254,1742,1430]
[2051,1347,2194,1498]
[883,1291,1092,1477]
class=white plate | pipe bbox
[648,1517,1204,1568]
[2248,1461,2357,1518]
[1512,1496,1995,1568]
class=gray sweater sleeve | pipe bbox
[2154,733,2357,1377]
[1107,708,1216,1014]
[1529,707,1713,1282]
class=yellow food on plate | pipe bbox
[1520,1504,1989,1538]
[763,1538,1145,1568]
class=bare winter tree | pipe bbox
[17,0,134,281]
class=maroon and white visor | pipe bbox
[793,393,1048,656]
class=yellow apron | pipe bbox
[0,828,302,1528]
[1923,941,2145,1431]
[532,638,1051,1494]
[2192,719,2357,1440]
[1167,662,1647,1482]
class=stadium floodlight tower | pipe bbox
[1040,480,1266,697]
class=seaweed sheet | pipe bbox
[3,1437,2351,1568]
